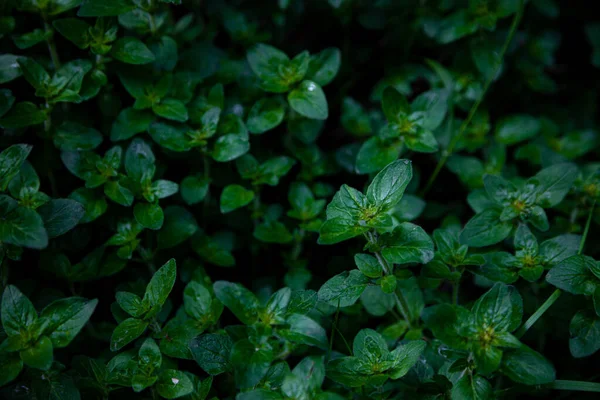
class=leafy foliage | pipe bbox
[1,0,600,399]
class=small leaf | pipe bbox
[134,202,164,230]
[37,198,85,238]
[247,97,286,134]
[220,184,254,214]
[318,270,369,307]
[143,258,176,307]
[288,80,328,120]
[110,318,148,351]
[111,37,155,64]
[191,333,233,375]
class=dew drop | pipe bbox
[172,378,179,384]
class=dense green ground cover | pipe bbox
[2,0,600,398]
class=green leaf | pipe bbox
[157,206,198,249]
[388,340,427,379]
[180,176,209,205]
[288,80,328,120]
[237,390,283,400]
[231,339,274,389]
[0,102,46,128]
[151,180,179,200]
[18,57,50,91]
[37,198,85,238]
[111,108,155,141]
[150,36,179,71]
[191,232,236,267]
[116,291,146,317]
[190,333,233,375]
[68,188,107,223]
[326,357,370,387]
[366,159,412,211]
[305,47,341,87]
[104,180,134,206]
[111,37,155,64]
[247,43,289,82]
[354,253,383,278]
[410,89,448,131]
[318,270,369,307]
[134,202,164,230]
[184,281,212,320]
[254,221,294,244]
[360,286,394,316]
[569,310,600,358]
[20,335,53,370]
[501,345,555,385]
[382,86,410,122]
[0,352,23,387]
[220,184,254,214]
[1,284,38,336]
[143,258,176,307]
[395,277,424,324]
[12,29,49,49]
[495,114,541,145]
[213,281,259,324]
[318,218,368,245]
[460,208,513,247]
[281,314,328,349]
[156,370,194,399]
[355,136,403,175]
[247,97,286,134]
[53,18,90,49]
[212,134,250,162]
[529,163,577,207]
[380,222,434,265]
[0,196,48,249]
[110,317,148,351]
[353,328,388,365]
[472,283,522,332]
[141,338,163,370]
[0,89,15,118]
[0,144,32,190]
[546,255,598,295]
[47,0,83,15]
[0,54,23,84]
[39,297,97,348]
[450,374,492,400]
[153,99,189,122]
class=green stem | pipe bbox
[291,229,305,260]
[202,152,211,219]
[547,380,600,392]
[43,20,61,71]
[368,232,413,329]
[328,303,341,359]
[452,280,459,305]
[421,1,524,196]
[578,200,596,255]
[515,288,561,338]
[517,200,597,338]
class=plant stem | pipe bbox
[368,232,413,328]
[43,20,61,71]
[421,1,524,196]
[452,280,459,305]
[517,200,597,338]
[578,200,596,255]
[202,153,211,220]
[515,288,561,338]
[328,303,341,359]
[291,229,305,260]
[547,380,600,392]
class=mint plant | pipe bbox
[2,0,600,398]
